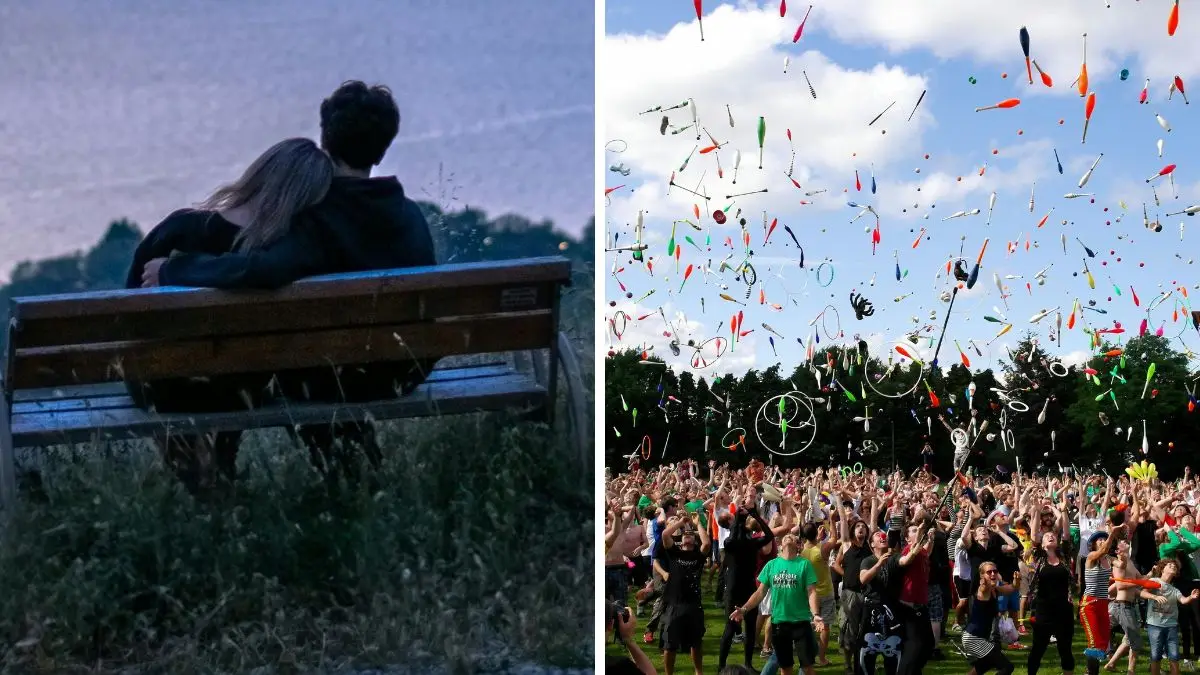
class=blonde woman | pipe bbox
[962,562,1017,675]
[124,138,333,490]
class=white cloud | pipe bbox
[815,1,1197,90]
[604,5,934,232]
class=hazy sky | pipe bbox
[0,0,595,278]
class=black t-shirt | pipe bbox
[967,540,991,589]
[723,511,774,587]
[987,530,1020,581]
[1134,519,1160,572]
[842,543,870,593]
[1032,557,1072,614]
[928,529,951,584]
[861,553,903,604]
[662,547,707,606]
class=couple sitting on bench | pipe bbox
[123,80,437,490]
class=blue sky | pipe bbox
[603,0,1200,377]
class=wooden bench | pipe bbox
[0,256,589,511]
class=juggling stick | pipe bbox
[1082,92,1096,144]
[908,89,926,122]
[930,286,959,368]
[1114,577,1162,590]
[975,98,1021,112]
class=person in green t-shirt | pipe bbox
[730,533,822,675]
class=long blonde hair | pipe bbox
[198,138,333,251]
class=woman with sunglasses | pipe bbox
[962,562,1017,675]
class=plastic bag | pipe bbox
[997,616,1019,644]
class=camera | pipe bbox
[607,601,631,641]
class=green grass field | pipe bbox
[605,575,1115,675]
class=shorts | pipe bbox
[818,594,836,626]
[1020,571,1034,599]
[954,576,971,603]
[1148,624,1180,663]
[604,564,629,604]
[1110,600,1143,652]
[660,605,706,652]
[928,584,945,624]
[839,589,865,649]
[772,620,818,669]
[759,589,772,617]
[997,590,1020,613]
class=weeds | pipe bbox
[0,408,592,673]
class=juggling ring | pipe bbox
[1001,428,1016,449]
[816,305,843,341]
[841,462,865,477]
[1006,400,1030,412]
[755,392,819,456]
[815,261,836,287]
[721,427,748,452]
[761,271,804,309]
[862,343,928,399]
[1048,361,1069,377]
[739,260,758,286]
[689,336,728,370]
[605,139,629,153]
[610,311,629,340]
[861,439,880,455]
[639,435,652,460]
[950,428,969,447]
[738,260,758,300]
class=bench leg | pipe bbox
[0,398,16,513]
[556,331,591,471]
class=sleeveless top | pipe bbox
[1084,560,1112,599]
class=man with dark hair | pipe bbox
[319,80,401,173]
[139,80,438,480]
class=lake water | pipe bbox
[0,0,595,278]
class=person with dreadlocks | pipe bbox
[835,494,880,674]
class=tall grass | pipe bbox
[0,406,591,673]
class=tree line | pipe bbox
[0,205,594,351]
[605,332,1200,478]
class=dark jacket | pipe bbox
[145,177,439,405]
[124,209,241,289]
[158,176,436,289]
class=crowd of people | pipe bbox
[604,458,1200,675]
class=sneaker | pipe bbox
[1006,642,1025,650]
[1049,635,1057,644]
[1018,623,1027,635]
[951,624,963,633]
[733,633,744,644]
[643,631,654,644]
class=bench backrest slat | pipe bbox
[5,257,570,393]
